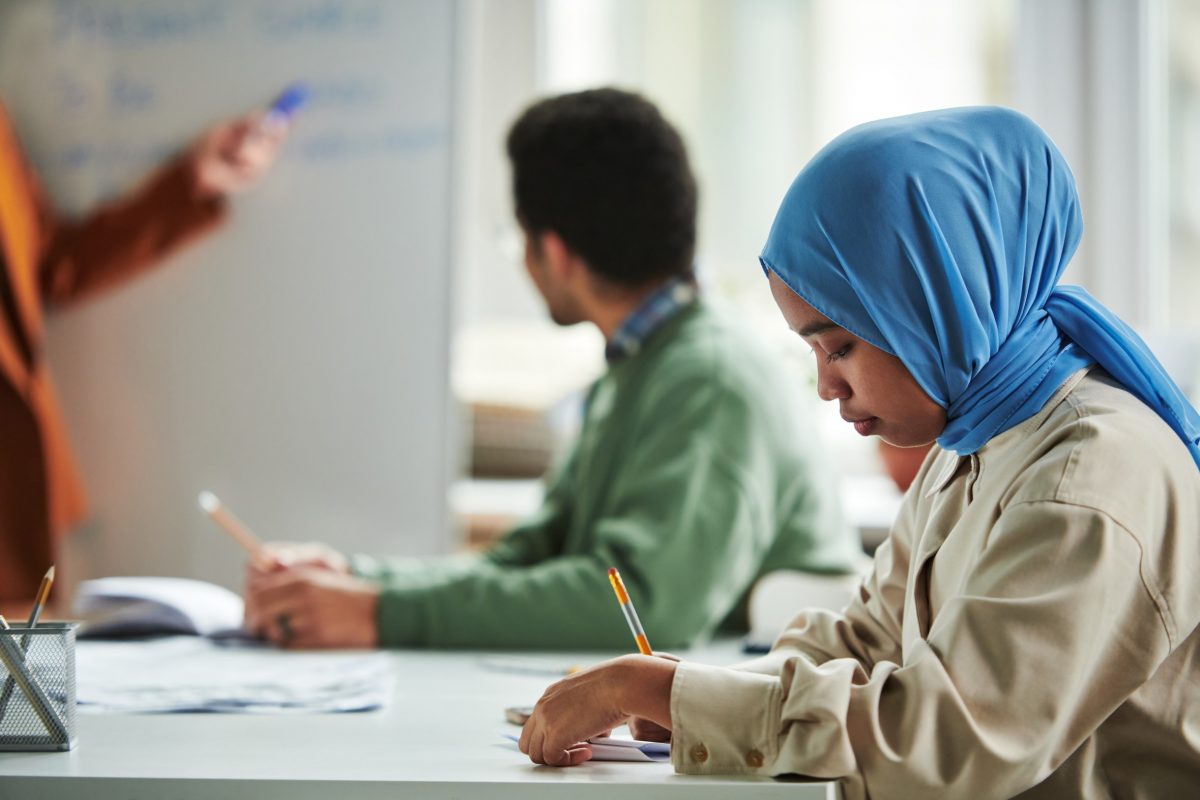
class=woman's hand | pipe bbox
[628,716,672,742]
[519,654,677,767]
[629,651,679,742]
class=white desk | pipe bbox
[0,642,837,799]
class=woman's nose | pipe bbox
[816,364,850,403]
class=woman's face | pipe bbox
[769,272,947,448]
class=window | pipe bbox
[1168,0,1200,330]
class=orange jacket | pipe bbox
[0,102,226,601]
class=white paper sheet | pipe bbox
[74,637,393,713]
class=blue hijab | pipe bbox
[761,106,1200,468]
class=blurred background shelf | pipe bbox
[451,473,902,555]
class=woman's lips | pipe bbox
[850,417,878,436]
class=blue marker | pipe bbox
[264,83,309,128]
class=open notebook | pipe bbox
[73,577,245,638]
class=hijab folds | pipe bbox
[761,107,1200,468]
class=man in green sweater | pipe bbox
[242,88,861,649]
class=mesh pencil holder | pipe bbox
[0,622,77,751]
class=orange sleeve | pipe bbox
[33,151,229,306]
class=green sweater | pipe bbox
[352,300,860,649]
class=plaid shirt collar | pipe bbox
[605,271,700,363]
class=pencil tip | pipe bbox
[45,565,55,580]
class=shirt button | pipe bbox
[745,749,764,768]
[690,743,709,763]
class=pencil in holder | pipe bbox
[0,622,77,751]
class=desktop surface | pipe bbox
[0,641,836,799]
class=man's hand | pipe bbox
[519,654,677,767]
[243,567,380,649]
[189,112,286,198]
[254,541,350,574]
[245,540,349,603]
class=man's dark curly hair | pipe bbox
[506,88,698,288]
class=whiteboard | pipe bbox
[0,0,458,591]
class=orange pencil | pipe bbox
[607,567,652,656]
[198,491,265,562]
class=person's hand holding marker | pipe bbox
[189,84,308,198]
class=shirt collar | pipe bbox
[924,366,1094,498]
[605,271,700,363]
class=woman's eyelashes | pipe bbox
[825,344,851,363]
[803,336,851,363]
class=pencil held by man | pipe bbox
[196,491,372,648]
[198,492,265,563]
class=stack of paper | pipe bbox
[587,734,671,762]
[502,731,670,762]
[75,637,393,713]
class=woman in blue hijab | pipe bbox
[519,108,1200,798]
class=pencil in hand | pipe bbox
[608,567,652,656]
[198,491,265,563]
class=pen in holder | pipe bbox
[0,622,77,751]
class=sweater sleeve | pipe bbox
[669,500,1175,798]
[35,154,226,305]
[349,442,580,584]
[363,375,783,649]
[482,440,581,568]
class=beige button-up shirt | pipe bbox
[670,369,1200,798]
